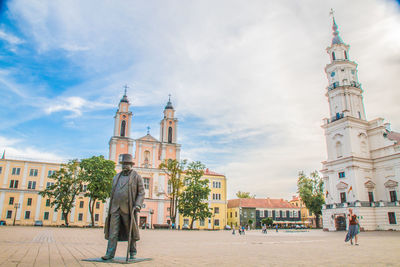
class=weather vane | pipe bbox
[329,8,335,18]
[147,126,151,134]
[168,93,171,102]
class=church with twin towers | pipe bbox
[108,91,227,229]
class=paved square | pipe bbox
[0,227,399,266]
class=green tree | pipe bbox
[178,161,212,229]
[80,155,116,227]
[297,171,325,228]
[248,219,254,229]
[159,159,187,227]
[236,191,255,199]
[39,160,83,226]
[261,217,273,226]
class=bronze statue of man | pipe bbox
[102,154,145,260]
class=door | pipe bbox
[335,215,346,231]
[139,216,147,228]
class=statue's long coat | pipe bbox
[104,170,145,241]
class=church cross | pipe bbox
[147,126,151,134]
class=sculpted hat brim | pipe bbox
[119,154,134,164]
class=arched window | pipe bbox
[344,51,348,59]
[336,141,343,158]
[168,127,173,143]
[332,52,336,60]
[120,120,126,137]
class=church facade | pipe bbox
[108,93,227,229]
[321,18,400,231]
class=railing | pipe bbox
[324,201,398,209]
[328,82,362,91]
[336,203,345,208]
[387,202,398,207]
[327,112,344,124]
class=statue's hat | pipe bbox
[119,154,134,164]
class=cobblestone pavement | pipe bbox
[0,226,399,266]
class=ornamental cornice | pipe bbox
[336,181,349,190]
[364,180,376,189]
[384,179,398,188]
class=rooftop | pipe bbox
[228,198,298,209]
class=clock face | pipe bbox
[330,72,335,77]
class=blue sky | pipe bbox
[0,0,399,199]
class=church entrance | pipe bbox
[335,214,346,231]
[139,216,147,228]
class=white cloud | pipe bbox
[0,135,66,162]
[0,29,24,45]
[5,0,400,199]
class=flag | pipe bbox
[347,186,352,194]
[1,150,4,159]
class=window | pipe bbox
[358,111,362,119]
[46,182,54,188]
[275,210,280,218]
[289,211,292,218]
[388,212,397,224]
[293,211,297,217]
[389,191,397,202]
[95,214,99,222]
[0,166,2,174]
[338,172,345,178]
[230,212,232,218]
[344,51,348,59]
[9,180,19,188]
[212,194,221,200]
[29,169,38,176]
[184,219,189,225]
[96,202,100,209]
[12,168,21,175]
[167,183,172,194]
[282,211,286,218]
[340,192,347,203]
[28,181,36,189]
[214,219,220,226]
[25,211,30,219]
[368,192,374,202]
[213,181,221,188]
[200,219,205,226]
[48,170,56,177]
[82,185,87,192]
[44,212,49,220]
[168,127,173,143]
[6,210,12,219]
[9,197,14,205]
[214,207,219,214]
[235,211,237,217]
[79,201,84,208]
[78,213,83,221]
[309,210,312,216]
[264,210,268,217]
[120,120,126,137]
[336,142,343,158]
[61,213,65,220]
[46,199,50,207]
[27,198,32,206]
[332,52,336,60]
[143,178,150,189]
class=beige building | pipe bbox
[0,158,106,226]
[289,195,321,228]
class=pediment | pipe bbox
[137,134,159,142]
[336,181,348,190]
[384,179,398,188]
[333,133,343,140]
[364,180,376,189]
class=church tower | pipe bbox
[109,89,134,165]
[159,96,180,161]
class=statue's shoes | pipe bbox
[130,252,137,259]
[101,255,114,260]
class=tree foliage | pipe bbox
[159,159,187,226]
[80,155,116,227]
[178,161,212,229]
[297,171,325,228]
[236,191,255,199]
[261,217,273,226]
[39,160,83,226]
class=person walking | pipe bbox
[345,208,359,245]
[275,224,278,232]
[232,225,235,235]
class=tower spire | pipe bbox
[330,9,344,45]
[120,85,129,103]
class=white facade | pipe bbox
[321,18,400,231]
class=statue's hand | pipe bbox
[134,205,141,212]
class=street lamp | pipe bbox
[13,203,20,226]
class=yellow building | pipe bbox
[0,158,106,226]
[289,195,321,228]
[179,169,227,230]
